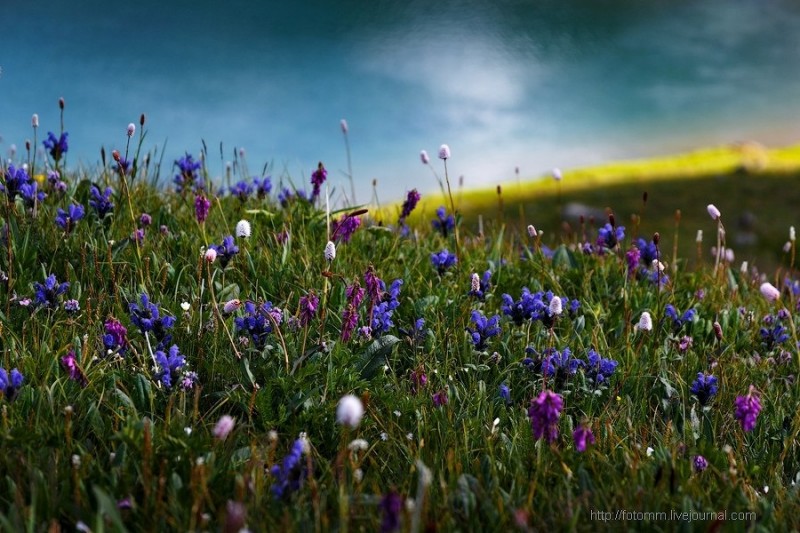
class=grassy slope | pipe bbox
[397,143,800,271]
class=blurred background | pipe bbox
[2,0,800,203]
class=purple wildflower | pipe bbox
[410,369,427,394]
[194,194,211,223]
[379,490,403,533]
[297,292,319,327]
[64,299,80,313]
[310,162,327,202]
[586,349,618,385]
[693,455,709,472]
[665,305,696,332]
[499,383,511,403]
[734,386,762,432]
[398,189,421,227]
[103,318,128,356]
[573,425,595,452]
[61,351,88,387]
[139,213,152,227]
[331,214,362,243]
[364,266,383,304]
[432,389,448,407]
[1,164,32,200]
[528,390,563,443]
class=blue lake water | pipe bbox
[2,0,800,201]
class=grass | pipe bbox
[2,118,800,532]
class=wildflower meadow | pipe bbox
[1,103,800,532]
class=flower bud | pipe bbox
[59,97,65,110]
[707,204,721,220]
[420,150,430,165]
[324,241,336,261]
[760,282,780,302]
[340,119,348,134]
[552,168,562,181]
[32,114,39,128]
[127,123,136,137]
[438,144,450,160]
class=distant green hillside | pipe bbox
[392,143,800,272]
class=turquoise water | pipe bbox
[2,0,800,201]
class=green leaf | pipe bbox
[358,335,400,379]
[552,245,577,269]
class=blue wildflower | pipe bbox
[690,372,718,406]
[635,237,658,266]
[0,367,24,401]
[499,383,511,403]
[43,131,69,162]
[540,347,584,379]
[760,321,789,349]
[154,345,186,389]
[89,186,114,218]
[174,153,202,193]
[270,438,307,499]
[430,249,457,274]
[466,310,501,350]
[211,235,240,268]
[128,293,176,348]
[665,305,696,332]
[371,279,403,337]
[1,164,32,200]
[19,180,46,207]
[229,180,253,202]
[55,203,85,233]
[234,301,278,349]
[253,176,272,198]
[432,206,455,238]
[33,274,70,308]
[596,222,625,250]
[585,349,618,385]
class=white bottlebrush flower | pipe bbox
[471,273,480,293]
[353,468,363,483]
[438,144,450,160]
[420,150,430,165]
[527,224,537,237]
[784,241,792,253]
[180,301,191,312]
[127,123,136,137]
[72,454,81,467]
[184,427,193,436]
[636,311,653,332]
[380,432,388,441]
[740,261,748,274]
[548,296,563,316]
[204,247,217,263]
[646,447,655,457]
[222,299,242,314]
[340,119,348,134]
[760,282,780,302]
[235,219,251,238]
[552,168,562,181]
[724,248,735,263]
[348,438,369,451]
[213,415,235,440]
[696,230,703,243]
[791,226,797,242]
[707,204,721,220]
[336,394,364,428]
[238,147,246,158]
[32,114,39,128]
[324,241,336,261]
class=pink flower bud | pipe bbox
[707,204,721,220]
[438,144,450,160]
[760,282,780,302]
[204,248,218,263]
[552,168,562,181]
[340,119,348,134]
[127,123,136,137]
[212,415,235,440]
[420,150,430,165]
